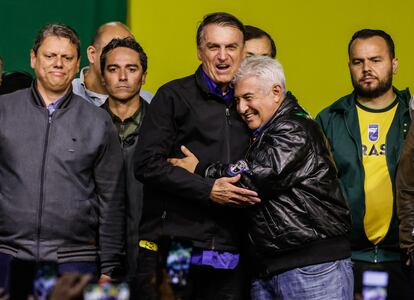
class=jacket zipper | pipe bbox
[224,107,231,162]
[225,107,232,126]
[36,111,52,260]
[209,106,232,250]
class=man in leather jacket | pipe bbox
[170,56,353,299]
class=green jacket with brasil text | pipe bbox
[315,87,411,262]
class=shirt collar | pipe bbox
[79,66,87,83]
[252,118,271,139]
[104,99,143,125]
[201,69,234,101]
[79,66,108,105]
[46,95,65,115]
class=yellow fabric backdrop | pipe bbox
[128,0,414,116]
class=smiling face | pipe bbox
[349,36,397,99]
[235,76,283,130]
[197,24,244,90]
[30,35,80,99]
[102,47,146,103]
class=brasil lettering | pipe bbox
[362,144,385,156]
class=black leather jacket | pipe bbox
[206,93,352,277]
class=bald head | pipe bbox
[92,22,132,49]
[87,22,134,76]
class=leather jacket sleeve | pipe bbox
[396,122,414,254]
[206,120,313,199]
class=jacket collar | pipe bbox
[30,80,74,109]
[253,91,303,137]
[273,91,301,119]
[328,87,411,113]
[195,65,234,102]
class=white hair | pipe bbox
[232,55,286,94]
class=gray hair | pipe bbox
[232,56,286,94]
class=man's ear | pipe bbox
[141,72,147,85]
[243,43,248,59]
[392,58,398,75]
[76,57,80,74]
[197,47,202,61]
[87,45,97,64]
[272,84,283,103]
[30,49,36,69]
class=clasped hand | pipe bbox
[168,146,260,206]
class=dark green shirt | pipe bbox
[104,98,144,142]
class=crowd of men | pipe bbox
[0,11,413,300]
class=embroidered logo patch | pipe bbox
[368,124,379,142]
[227,160,249,176]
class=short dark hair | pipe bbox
[245,25,277,58]
[196,12,245,46]
[32,23,81,58]
[348,29,395,58]
[100,37,148,76]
